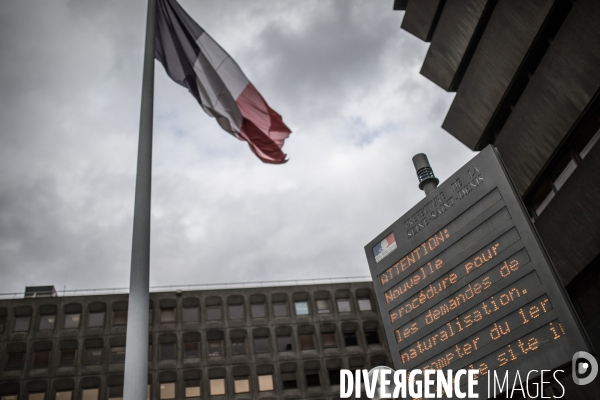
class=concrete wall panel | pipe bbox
[401,0,444,42]
[442,0,555,149]
[420,0,490,91]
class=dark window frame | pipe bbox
[14,315,31,332]
[206,306,222,321]
[231,338,247,355]
[6,352,25,370]
[160,308,176,323]
[159,343,176,361]
[273,302,288,317]
[228,304,244,320]
[87,312,105,328]
[299,333,316,350]
[207,340,224,357]
[182,307,199,323]
[254,337,271,354]
[59,348,77,367]
[251,303,267,318]
[113,310,128,326]
[183,341,200,359]
[110,346,126,363]
[277,336,293,352]
[63,313,81,329]
[32,350,51,369]
[38,314,56,331]
[83,348,102,365]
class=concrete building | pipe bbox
[394,0,600,397]
[0,282,390,400]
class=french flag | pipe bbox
[155,0,291,164]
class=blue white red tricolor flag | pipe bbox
[373,233,397,263]
[155,0,292,164]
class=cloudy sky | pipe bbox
[0,0,475,295]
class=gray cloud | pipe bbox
[0,0,474,294]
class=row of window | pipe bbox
[0,365,362,400]
[528,127,599,219]
[3,326,380,371]
[0,298,373,334]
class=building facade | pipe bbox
[0,282,390,400]
[394,0,600,397]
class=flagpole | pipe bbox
[124,0,156,399]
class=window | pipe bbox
[258,375,274,392]
[64,313,81,329]
[299,334,315,350]
[182,307,199,322]
[294,301,309,315]
[32,351,51,369]
[160,309,176,323]
[0,316,5,332]
[88,312,105,327]
[282,372,298,389]
[55,391,72,400]
[59,349,77,366]
[113,310,127,326]
[83,348,102,365]
[316,300,330,314]
[254,337,270,353]
[184,342,200,358]
[229,304,244,319]
[528,128,600,219]
[273,302,288,317]
[6,352,25,370]
[14,316,31,332]
[344,332,358,347]
[329,369,341,385]
[231,338,246,355]
[28,393,45,400]
[365,329,380,345]
[322,333,337,348]
[358,298,373,311]
[184,380,200,398]
[208,340,224,357]
[234,378,250,393]
[277,336,292,352]
[111,346,126,363]
[108,386,123,400]
[81,388,98,400]
[337,299,351,313]
[306,372,321,387]
[209,379,225,396]
[228,305,244,320]
[251,303,266,318]
[160,343,176,360]
[39,315,56,330]
[159,383,175,400]
[206,306,221,321]
[580,129,600,158]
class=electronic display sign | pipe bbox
[364,146,591,398]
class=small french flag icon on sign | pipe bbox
[373,233,397,263]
